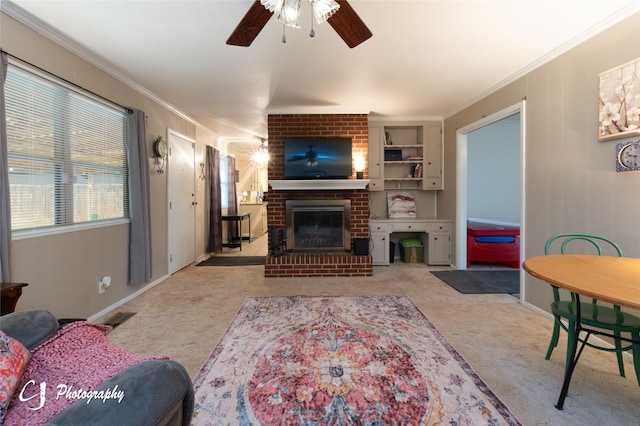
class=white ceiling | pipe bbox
[5,0,640,156]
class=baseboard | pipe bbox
[87,274,170,322]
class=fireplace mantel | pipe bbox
[269,179,370,191]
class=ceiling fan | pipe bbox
[227,0,372,48]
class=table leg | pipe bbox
[555,294,589,410]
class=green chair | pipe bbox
[544,233,640,385]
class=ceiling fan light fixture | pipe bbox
[310,0,340,24]
[261,0,301,29]
[252,140,270,164]
[229,0,371,48]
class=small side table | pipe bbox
[1,283,28,315]
[221,213,251,251]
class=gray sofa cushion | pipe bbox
[0,310,59,350]
[43,359,194,426]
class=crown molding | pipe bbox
[444,1,640,119]
[0,0,264,136]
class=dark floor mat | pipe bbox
[196,256,266,266]
[431,270,519,294]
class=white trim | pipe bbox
[12,218,129,241]
[268,179,370,191]
[87,274,170,322]
[1,0,259,137]
[456,102,526,303]
[466,217,520,228]
[444,2,640,119]
[266,107,370,115]
[368,115,444,122]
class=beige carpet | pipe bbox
[100,262,640,425]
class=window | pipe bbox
[5,62,128,234]
[220,155,229,208]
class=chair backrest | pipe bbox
[544,233,623,257]
[544,233,623,304]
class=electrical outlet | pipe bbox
[98,276,111,294]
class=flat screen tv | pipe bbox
[284,137,353,179]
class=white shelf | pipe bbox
[269,179,370,191]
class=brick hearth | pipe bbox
[265,113,372,277]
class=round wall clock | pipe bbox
[616,140,640,172]
[153,136,167,159]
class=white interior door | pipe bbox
[168,129,196,274]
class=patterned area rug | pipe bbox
[192,296,521,425]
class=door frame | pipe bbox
[167,128,196,274]
[455,101,527,301]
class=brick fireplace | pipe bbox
[265,113,372,277]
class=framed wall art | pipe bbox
[598,57,640,141]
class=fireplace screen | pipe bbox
[286,200,351,252]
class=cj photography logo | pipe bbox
[19,380,125,410]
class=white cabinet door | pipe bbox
[367,126,384,191]
[370,233,389,265]
[424,124,443,190]
[428,232,450,265]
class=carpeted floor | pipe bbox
[191,295,521,425]
[100,263,640,425]
[196,255,265,266]
[431,270,520,294]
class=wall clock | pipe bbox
[153,136,167,174]
[153,136,167,159]
[615,140,640,172]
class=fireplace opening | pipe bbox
[286,200,351,252]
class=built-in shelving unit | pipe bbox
[368,121,443,191]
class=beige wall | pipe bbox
[5,9,640,318]
[2,13,223,319]
[443,13,640,312]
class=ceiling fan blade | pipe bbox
[226,1,273,47]
[328,0,372,48]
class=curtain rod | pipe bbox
[1,49,132,114]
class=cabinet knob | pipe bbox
[408,225,412,229]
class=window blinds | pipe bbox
[5,62,128,232]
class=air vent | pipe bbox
[102,312,136,328]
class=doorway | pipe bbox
[167,129,196,274]
[455,102,526,299]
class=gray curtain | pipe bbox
[226,156,239,241]
[206,146,222,253]
[0,52,11,283]
[228,156,237,215]
[125,109,152,285]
